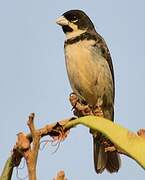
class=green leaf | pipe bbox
[0,156,13,180]
[65,116,145,170]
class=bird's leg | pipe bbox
[69,92,93,117]
[92,105,104,117]
[69,92,79,108]
[92,98,104,117]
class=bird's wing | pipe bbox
[93,32,115,100]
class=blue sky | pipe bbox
[0,0,145,179]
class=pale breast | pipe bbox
[64,40,113,106]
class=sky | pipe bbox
[0,0,145,179]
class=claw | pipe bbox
[69,92,79,108]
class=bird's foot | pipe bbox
[73,103,93,117]
[69,92,93,117]
[92,105,104,117]
[69,92,79,108]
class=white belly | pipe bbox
[64,40,113,106]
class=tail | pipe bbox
[93,135,121,173]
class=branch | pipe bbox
[25,113,40,180]
[0,114,70,180]
[53,171,67,180]
[11,114,70,180]
[1,114,145,180]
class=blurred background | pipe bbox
[0,0,145,179]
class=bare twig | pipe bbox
[12,115,70,180]
[24,113,40,180]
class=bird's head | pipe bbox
[56,10,95,39]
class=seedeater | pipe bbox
[56,9,120,173]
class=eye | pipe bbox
[71,16,78,23]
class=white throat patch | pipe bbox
[65,22,87,39]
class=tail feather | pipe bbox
[93,137,107,173]
[93,136,121,174]
[106,151,121,173]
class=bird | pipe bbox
[56,9,121,173]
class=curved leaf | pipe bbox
[65,116,145,170]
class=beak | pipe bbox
[56,16,69,26]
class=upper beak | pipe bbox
[56,16,69,26]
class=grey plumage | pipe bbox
[56,9,121,173]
